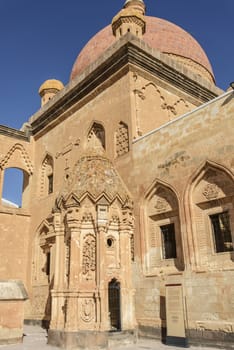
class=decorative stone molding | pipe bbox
[82,234,96,280]
[55,139,80,159]
[40,154,53,197]
[135,82,190,119]
[0,143,33,174]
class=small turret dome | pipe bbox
[38,79,64,107]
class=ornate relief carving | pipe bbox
[161,103,177,116]
[82,212,93,223]
[61,155,130,204]
[134,89,146,100]
[55,138,80,159]
[154,198,170,213]
[135,82,190,119]
[82,234,96,280]
[81,299,95,323]
[158,151,191,173]
[111,215,120,224]
[202,183,220,200]
[0,143,33,174]
[116,122,129,157]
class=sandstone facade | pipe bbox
[0,1,233,348]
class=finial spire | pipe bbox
[112,0,146,39]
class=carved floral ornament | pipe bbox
[202,183,220,200]
[154,197,170,213]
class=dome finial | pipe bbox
[112,0,146,38]
[124,0,145,15]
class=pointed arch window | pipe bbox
[108,279,121,331]
[210,212,233,253]
[41,154,54,197]
[144,182,184,274]
[88,122,105,150]
[189,162,234,267]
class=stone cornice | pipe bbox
[29,33,222,137]
[0,125,29,142]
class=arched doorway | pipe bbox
[108,279,121,331]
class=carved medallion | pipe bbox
[202,183,219,200]
[81,299,94,323]
[154,198,169,213]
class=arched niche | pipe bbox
[108,278,121,331]
[40,154,54,197]
[87,122,105,150]
[142,180,184,274]
[188,161,234,268]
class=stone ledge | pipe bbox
[0,280,28,300]
[0,125,29,141]
[48,329,137,350]
[188,328,234,349]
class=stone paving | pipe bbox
[0,326,218,350]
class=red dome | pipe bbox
[70,16,214,82]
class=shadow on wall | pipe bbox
[160,295,166,343]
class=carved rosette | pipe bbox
[154,198,170,213]
[203,183,219,200]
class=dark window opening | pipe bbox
[46,252,51,277]
[108,279,121,331]
[107,238,113,247]
[210,212,233,253]
[48,174,53,194]
[161,223,177,259]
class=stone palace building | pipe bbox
[0,0,234,348]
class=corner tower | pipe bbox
[112,0,146,39]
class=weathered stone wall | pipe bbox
[0,132,33,284]
[117,90,234,344]
[0,280,28,344]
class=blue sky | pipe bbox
[0,0,233,130]
[0,0,233,205]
